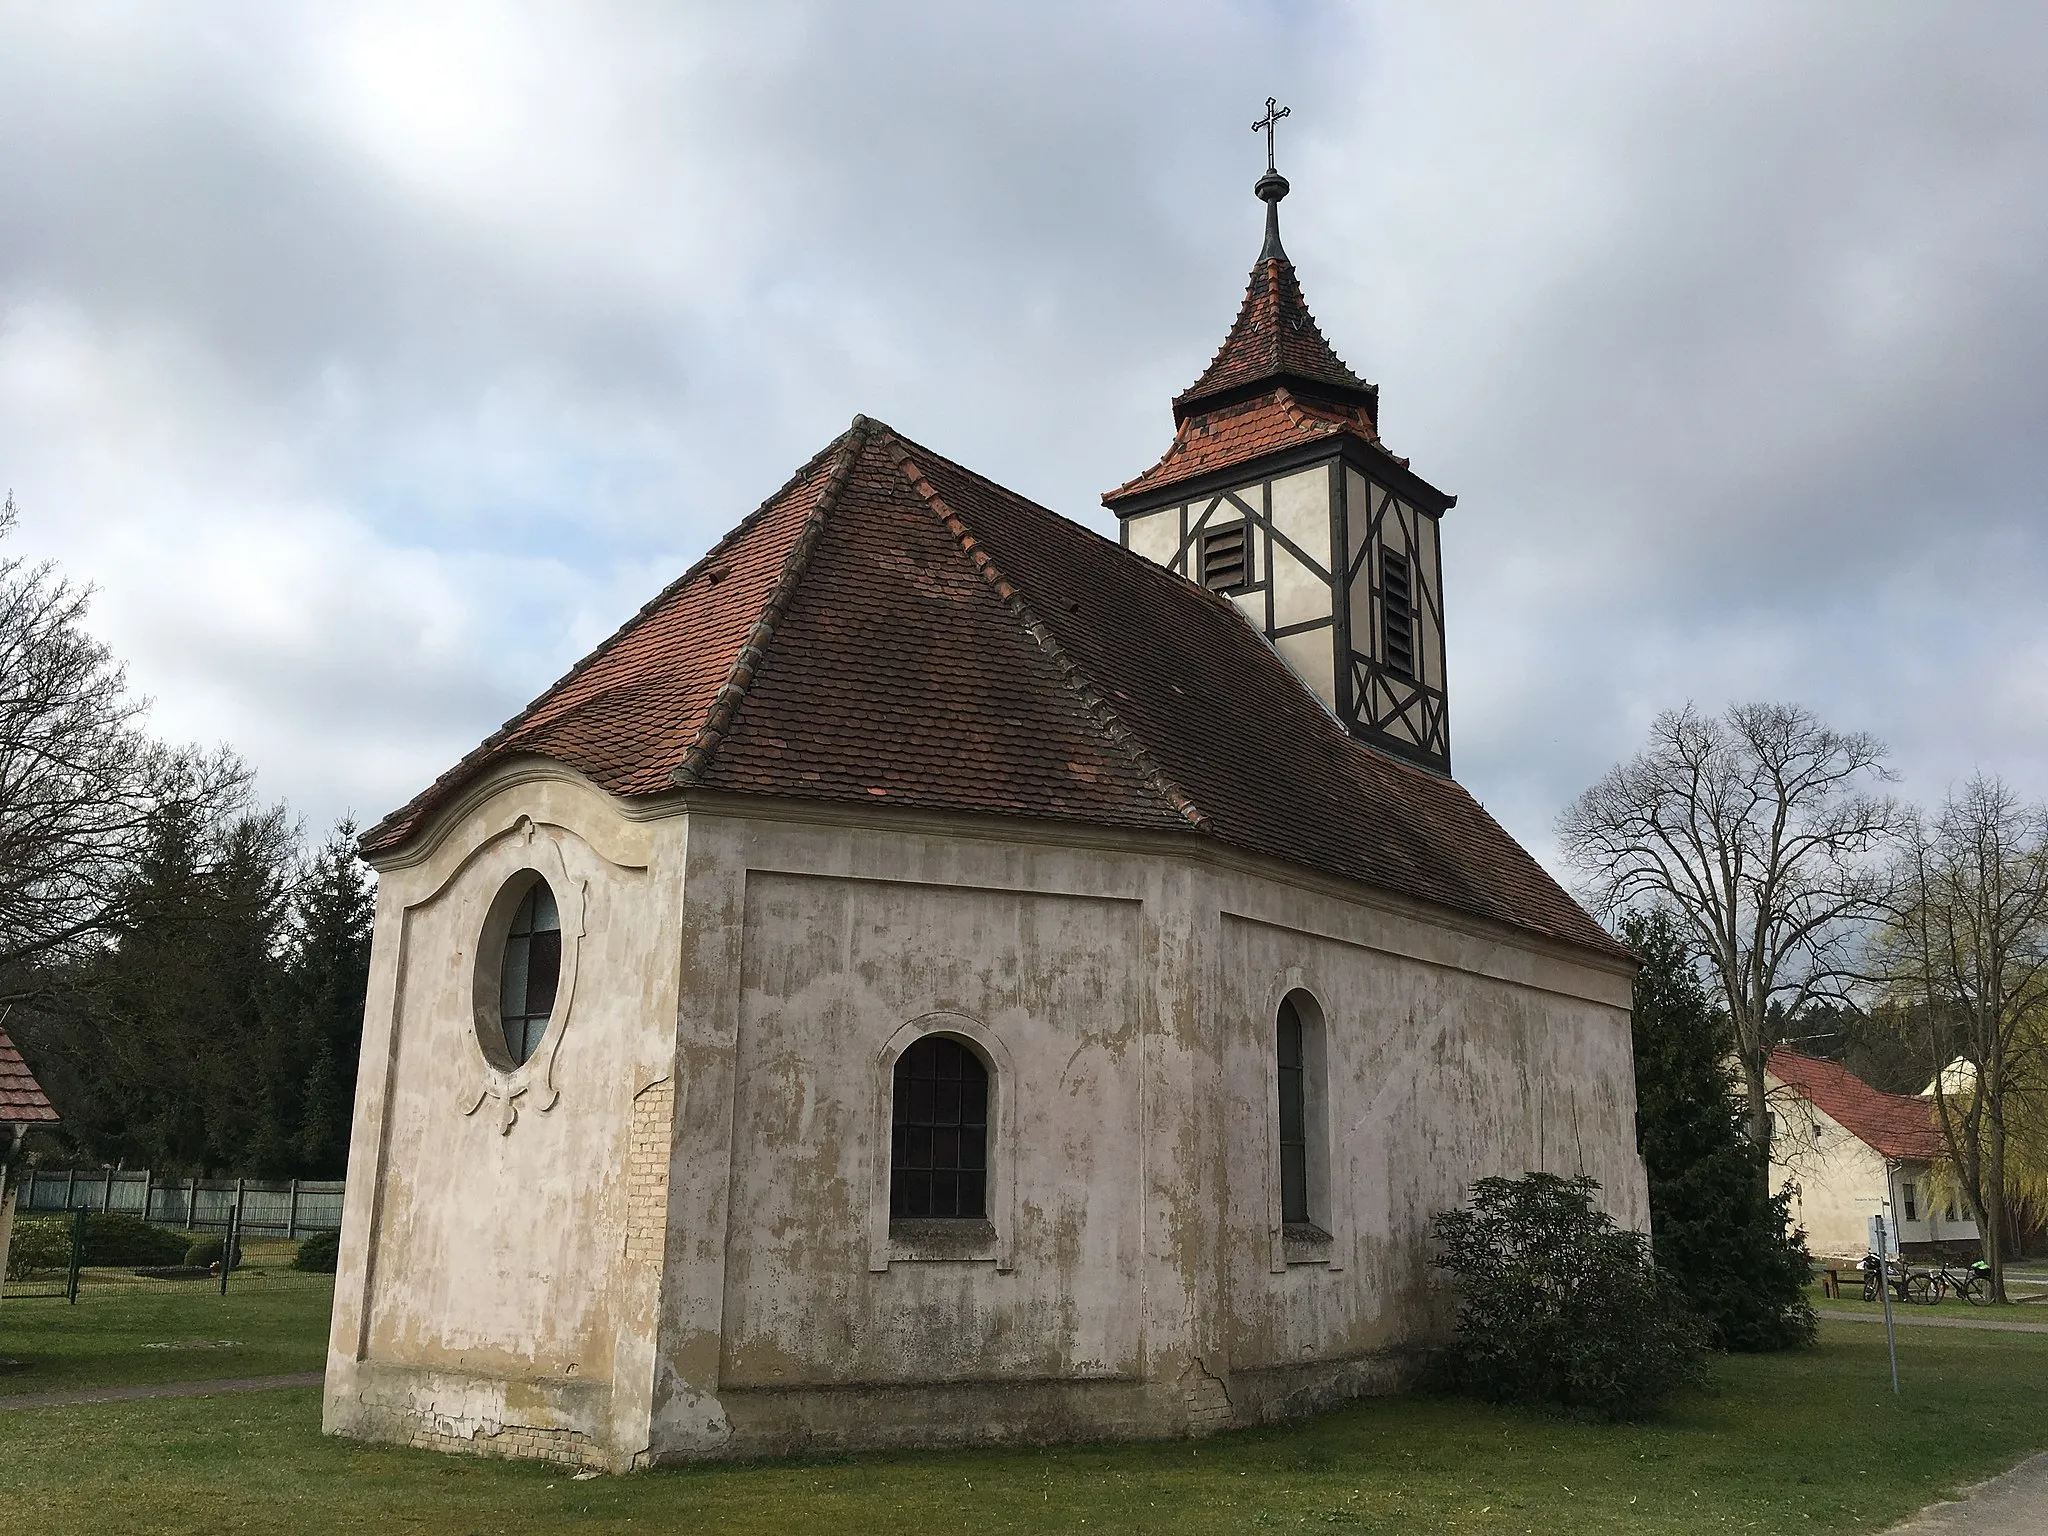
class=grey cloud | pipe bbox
[1,2,2043,857]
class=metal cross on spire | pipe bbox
[1253,96,1290,174]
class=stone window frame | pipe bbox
[868,1012,1016,1273]
[1261,972,1345,1273]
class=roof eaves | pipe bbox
[879,431,1212,835]
[670,418,872,788]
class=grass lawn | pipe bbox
[3,1323,2048,1534]
[0,1238,332,1395]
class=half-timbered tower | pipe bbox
[1106,151,1452,772]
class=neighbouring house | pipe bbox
[325,143,1650,1472]
[1766,1047,1978,1262]
[0,1023,60,1297]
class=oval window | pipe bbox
[498,877,561,1066]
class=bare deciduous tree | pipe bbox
[1875,776,2048,1300]
[1559,703,1903,1178]
[0,495,246,992]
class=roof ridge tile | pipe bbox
[359,425,857,853]
[877,430,1211,835]
[671,419,871,787]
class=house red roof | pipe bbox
[363,417,1626,964]
[0,1024,58,1125]
[1768,1048,1942,1161]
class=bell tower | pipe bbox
[1104,102,1455,773]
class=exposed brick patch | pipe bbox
[625,1077,674,1263]
[1179,1358,1236,1435]
[404,1422,601,1468]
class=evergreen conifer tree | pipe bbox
[1624,908,1817,1351]
[276,820,374,1176]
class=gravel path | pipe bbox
[0,1370,323,1412]
[1817,1310,2048,1335]
[1884,1453,2048,1534]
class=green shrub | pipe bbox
[4,1214,74,1279]
[292,1229,340,1273]
[183,1234,243,1271]
[80,1213,190,1267]
[1431,1171,1708,1421]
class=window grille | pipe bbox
[1277,998,1309,1224]
[499,879,561,1066]
[891,1036,989,1220]
[1380,548,1415,678]
[1201,521,1250,594]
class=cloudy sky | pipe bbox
[4,3,2045,869]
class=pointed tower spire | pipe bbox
[1164,102,1377,426]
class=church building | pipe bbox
[325,122,1648,1471]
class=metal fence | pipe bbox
[12,1169,343,1237]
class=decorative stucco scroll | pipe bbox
[459,816,591,1135]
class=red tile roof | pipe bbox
[0,1024,58,1125]
[1174,256,1373,419]
[1768,1048,1942,1161]
[1105,387,1389,502]
[364,418,1625,964]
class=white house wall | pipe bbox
[1766,1073,1979,1261]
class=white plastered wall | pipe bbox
[649,797,1643,1456]
[325,766,688,1470]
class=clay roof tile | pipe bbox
[0,1025,58,1125]
[1174,255,1374,421]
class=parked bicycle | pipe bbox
[1860,1252,1936,1305]
[1932,1258,1994,1306]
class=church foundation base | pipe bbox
[650,1347,1431,1464]
[1224,1345,1429,1426]
[685,1376,1166,1462]
[324,1344,1436,1471]
[323,1360,625,1472]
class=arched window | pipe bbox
[1276,995,1310,1224]
[890,1035,988,1220]
[498,877,561,1066]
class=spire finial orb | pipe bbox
[1252,96,1291,261]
